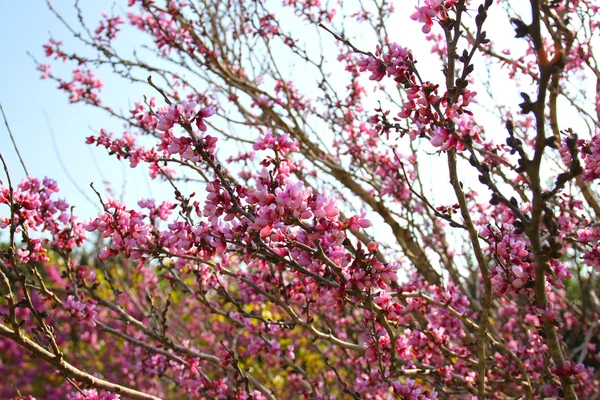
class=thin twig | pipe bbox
[0,103,29,175]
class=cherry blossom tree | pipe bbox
[2,0,600,399]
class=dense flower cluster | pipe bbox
[357,41,479,150]
[411,0,457,33]
[579,133,600,182]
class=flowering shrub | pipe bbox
[1,0,600,399]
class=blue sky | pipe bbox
[0,0,556,228]
[3,0,587,280]
[0,1,166,220]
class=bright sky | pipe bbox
[0,1,170,223]
[0,0,590,233]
